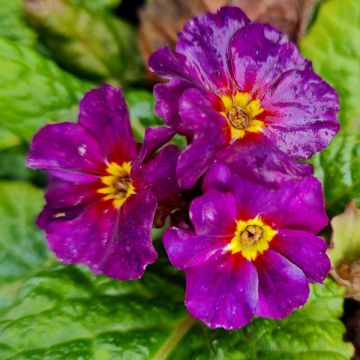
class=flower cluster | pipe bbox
[28,7,338,330]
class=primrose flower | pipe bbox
[163,162,330,329]
[28,84,179,280]
[149,7,339,188]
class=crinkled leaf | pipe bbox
[300,0,360,132]
[0,36,92,141]
[328,201,360,267]
[0,0,37,47]
[312,133,360,217]
[0,261,353,359]
[25,0,143,83]
[0,182,48,313]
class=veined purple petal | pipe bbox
[229,23,309,97]
[272,229,330,283]
[176,88,229,188]
[163,227,227,270]
[176,6,250,92]
[255,249,309,319]
[190,189,237,237]
[262,70,339,159]
[185,252,258,329]
[78,84,138,163]
[214,136,313,187]
[27,122,104,183]
[204,164,327,233]
[153,80,192,131]
[137,144,180,201]
[42,190,157,280]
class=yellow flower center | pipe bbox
[227,216,277,260]
[221,92,265,140]
[98,162,135,209]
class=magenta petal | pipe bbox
[262,70,339,159]
[255,249,309,319]
[78,84,138,162]
[163,227,226,270]
[190,189,236,237]
[43,190,157,280]
[153,80,192,131]
[272,230,330,283]
[205,167,327,233]
[139,145,180,201]
[229,23,309,96]
[185,252,258,329]
[215,136,313,187]
[176,88,229,188]
[135,126,175,165]
[176,6,250,92]
[27,122,104,182]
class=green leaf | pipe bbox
[24,0,143,83]
[311,133,360,216]
[300,0,360,132]
[0,0,37,47]
[0,36,92,141]
[0,182,48,313]
[0,259,353,359]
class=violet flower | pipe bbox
[28,84,179,280]
[163,162,330,329]
[149,7,339,188]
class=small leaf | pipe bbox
[0,0,37,47]
[311,133,360,216]
[0,36,92,141]
[300,0,360,132]
[25,0,144,83]
[0,182,49,313]
[328,200,360,268]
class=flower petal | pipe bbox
[27,122,104,182]
[272,229,330,283]
[163,227,226,270]
[153,80,192,131]
[255,249,309,319]
[262,70,339,159]
[229,23,309,97]
[176,6,250,92]
[176,88,229,188]
[190,189,237,237]
[185,252,258,329]
[214,135,313,187]
[41,190,157,280]
[78,84,138,163]
[204,165,327,233]
[138,145,180,201]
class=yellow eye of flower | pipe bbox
[98,161,135,209]
[221,92,265,140]
[227,215,277,260]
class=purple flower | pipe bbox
[149,7,339,188]
[163,161,330,329]
[28,84,180,280]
